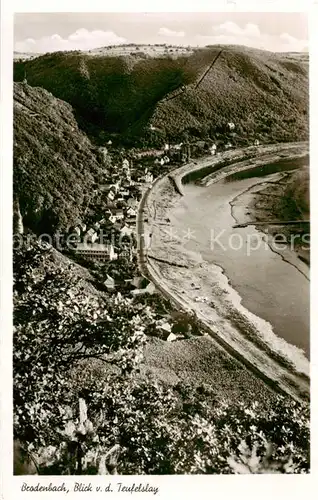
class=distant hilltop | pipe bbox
[14,44,308,149]
[13,44,194,62]
[14,43,309,62]
[14,51,41,61]
[86,43,194,58]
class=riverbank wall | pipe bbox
[168,142,309,194]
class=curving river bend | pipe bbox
[170,155,309,357]
[142,143,310,399]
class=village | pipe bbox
[63,124,260,343]
[67,138,215,265]
[68,121,260,259]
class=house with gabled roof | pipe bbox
[120,224,133,237]
[104,275,115,291]
[130,278,156,296]
[85,228,98,243]
[107,190,115,201]
[126,207,137,217]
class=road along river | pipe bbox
[137,142,310,401]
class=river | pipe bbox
[169,156,310,357]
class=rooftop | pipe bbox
[75,243,112,252]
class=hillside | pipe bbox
[13,82,105,234]
[152,46,309,145]
[14,45,309,146]
[12,44,310,475]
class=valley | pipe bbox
[12,42,310,475]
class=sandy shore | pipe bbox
[241,169,310,268]
[229,171,310,280]
[141,142,310,402]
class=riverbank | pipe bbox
[246,167,310,266]
[228,169,310,280]
[140,142,310,402]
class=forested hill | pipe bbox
[13,46,309,234]
[14,45,309,146]
[13,82,105,234]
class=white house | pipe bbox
[164,143,170,151]
[110,182,120,193]
[228,122,235,130]
[127,207,137,217]
[131,281,156,296]
[78,222,87,233]
[119,190,130,197]
[254,139,260,146]
[109,215,119,224]
[145,282,156,295]
[157,321,172,335]
[108,209,124,224]
[104,275,115,291]
[108,244,117,261]
[166,333,177,342]
[145,172,154,184]
[156,321,177,341]
[107,190,115,201]
[108,215,117,224]
[113,209,124,219]
[86,229,98,243]
[120,225,133,237]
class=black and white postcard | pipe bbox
[1,1,317,499]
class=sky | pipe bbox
[14,12,308,54]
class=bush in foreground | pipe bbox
[13,239,310,474]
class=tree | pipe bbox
[13,238,310,475]
[13,238,146,449]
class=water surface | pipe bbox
[170,158,310,356]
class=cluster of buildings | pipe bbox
[69,132,262,277]
[69,157,148,263]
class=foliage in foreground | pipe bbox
[13,239,310,474]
